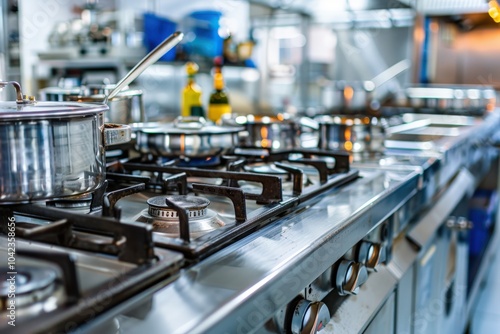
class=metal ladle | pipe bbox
[105,31,184,102]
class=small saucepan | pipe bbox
[134,116,244,158]
[316,115,386,155]
[222,113,319,150]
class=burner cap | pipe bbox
[147,195,210,220]
[46,193,93,212]
[0,266,57,310]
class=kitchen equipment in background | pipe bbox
[320,59,411,114]
[387,84,496,116]
[316,114,386,156]
[0,81,130,203]
[143,13,177,62]
[39,84,145,124]
[44,1,113,58]
[182,10,223,58]
[39,31,184,125]
[134,116,243,159]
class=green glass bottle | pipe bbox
[207,73,231,123]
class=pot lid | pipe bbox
[138,116,243,135]
[0,81,108,120]
[0,101,108,121]
[139,123,243,135]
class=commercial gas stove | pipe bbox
[0,142,425,333]
[3,109,498,334]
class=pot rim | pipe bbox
[40,87,143,101]
[0,101,109,121]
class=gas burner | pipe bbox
[136,195,225,238]
[147,196,210,220]
[0,266,62,313]
[47,199,92,212]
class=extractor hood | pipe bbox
[401,0,489,15]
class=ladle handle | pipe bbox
[106,31,184,102]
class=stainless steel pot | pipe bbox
[0,81,130,203]
[39,84,145,124]
[135,117,243,157]
[316,115,385,154]
[222,114,318,150]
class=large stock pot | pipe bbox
[0,81,130,203]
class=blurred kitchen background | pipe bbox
[1,0,499,119]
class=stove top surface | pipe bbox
[85,166,421,334]
[0,236,183,333]
[0,145,433,333]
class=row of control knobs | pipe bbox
[290,241,387,334]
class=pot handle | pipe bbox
[0,81,35,103]
[103,123,131,147]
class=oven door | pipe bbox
[407,168,474,334]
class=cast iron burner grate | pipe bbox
[0,205,183,333]
[103,148,359,259]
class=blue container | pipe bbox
[468,189,497,255]
[183,10,223,58]
[143,13,177,61]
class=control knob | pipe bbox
[291,299,330,334]
[357,241,387,272]
[335,260,368,296]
